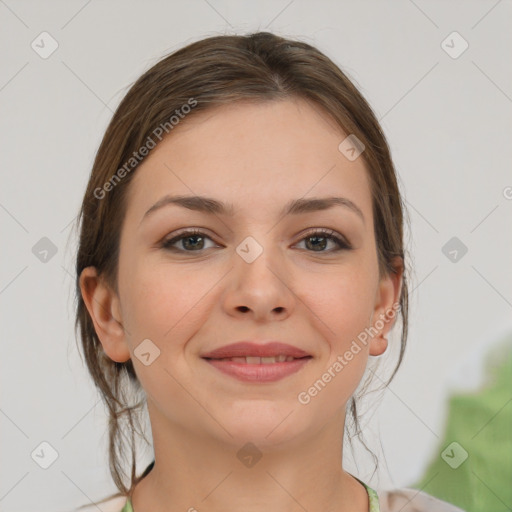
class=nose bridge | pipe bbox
[234,233,284,281]
[224,233,294,318]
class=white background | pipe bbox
[1,1,511,511]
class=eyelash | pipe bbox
[160,228,352,253]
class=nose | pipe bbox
[221,241,296,323]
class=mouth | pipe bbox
[203,355,310,364]
[201,341,311,359]
[201,341,313,382]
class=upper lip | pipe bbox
[201,341,311,359]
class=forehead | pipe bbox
[125,98,373,224]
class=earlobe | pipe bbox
[369,335,388,356]
[79,266,131,363]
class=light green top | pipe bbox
[120,477,380,512]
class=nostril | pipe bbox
[238,306,250,312]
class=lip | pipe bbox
[204,358,311,382]
[201,341,311,359]
[201,341,312,383]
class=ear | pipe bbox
[369,257,404,357]
[79,266,131,363]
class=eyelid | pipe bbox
[161,227,352,253]
[161,228,220,247]
[295,227,352,250]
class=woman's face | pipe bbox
[83,97,401,448]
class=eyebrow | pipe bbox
[140,194,365,225]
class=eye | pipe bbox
[295,229,352,253]
[160,228,352,254]
[161,229,218,252]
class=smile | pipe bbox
[208,355,300,364]
[203,356,312,382]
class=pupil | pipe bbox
[306,236,326,251]
[183,235,204,250]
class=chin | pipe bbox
[218,403,311,448]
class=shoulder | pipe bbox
[377,487,466,512]
[70,495,128,512]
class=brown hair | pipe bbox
[73,31,411,502]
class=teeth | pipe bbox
[218,355,297,364]
[230,357,247,363]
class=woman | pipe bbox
[74,31,464,512]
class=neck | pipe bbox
[131,402,369,512]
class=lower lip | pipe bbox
[203,357,312,382]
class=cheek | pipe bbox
[304,265,375,341]
[331,286,375,350]
[298,261,376,388]
[120,261,213,350]
[297,279,374,410]
[119,264,208,402]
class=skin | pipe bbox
[80,97,403,512]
